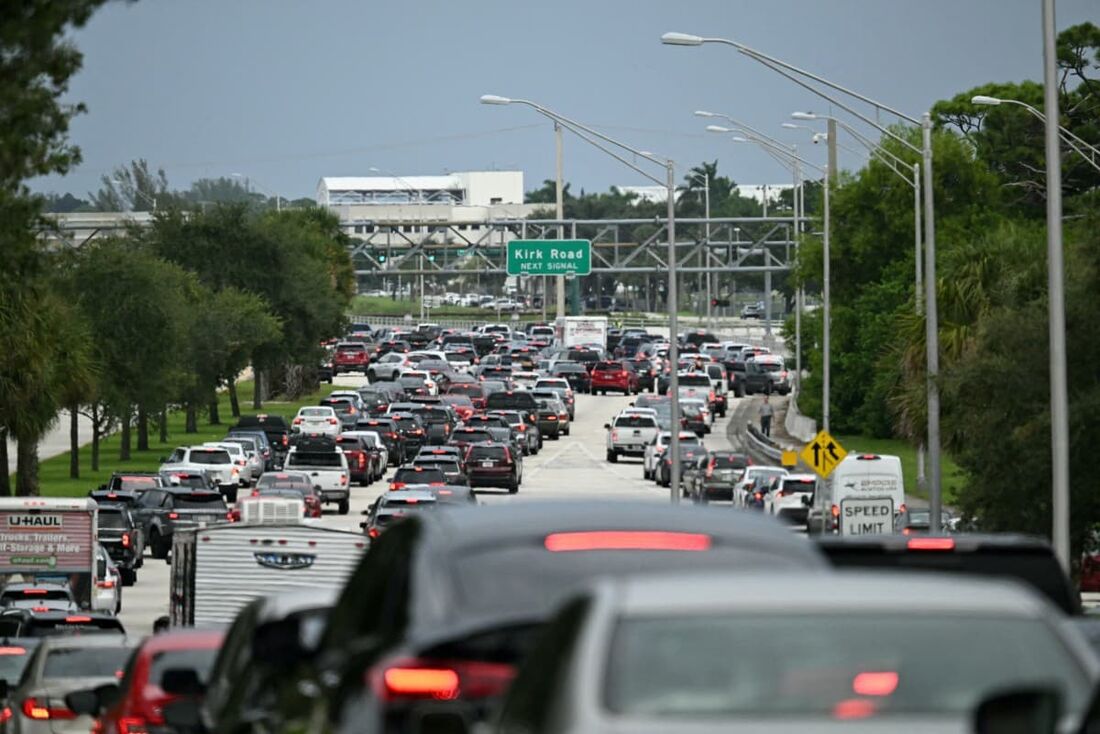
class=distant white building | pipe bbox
[317,171,541,239]
[613,183,792,208]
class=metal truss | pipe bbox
[344,216,797,277]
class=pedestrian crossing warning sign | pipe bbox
[800,430,847,478]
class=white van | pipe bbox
[808,453,905,536]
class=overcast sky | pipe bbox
[31,0,1097,200]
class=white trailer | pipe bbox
[169,523,366,627]
[561,316,608,350]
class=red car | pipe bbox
[591,360,640,396]
[332,342,371,375]
[95,629,224,734]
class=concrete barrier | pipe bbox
[784,391,818,443]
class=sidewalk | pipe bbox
[6,410,95,474]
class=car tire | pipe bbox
[508,480,519,494]
[338,499,349,515]
[149,529,167,560]
[607,450,618,463]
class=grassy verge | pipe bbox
[28,381,339,498]
[835,434,965,505]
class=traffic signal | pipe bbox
[711,298,731,307]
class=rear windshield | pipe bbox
[189,450,230,465]
[113,476,159,490]
[97,509,128,529]
[567,351,598,363]
[336,343,367,352]
[175,494,228,510]
[757,362,784,372]
[782,478,817,492]
[445,353,472,363]
[553,364,587,374]
[713,455,748,469]
[468,445,508,460]
[0,644,36,684]
[43,646,131,678]
[451,543,808,618]
[257,475,310,489]
[679,374,712,386]
[149,647,219,687]
[820,547,1078,614]
[0,589,71,604]
[287,452,343,468]
[614,416,657,428]
[594,362,622,372]
[393,417,421,431]
[394,467,445,483]
[448,385,484,397]
[603,614,1088,718]
[486,393,536,410]
[452,430,493,444]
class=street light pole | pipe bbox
[555,122,566,324]
[1041,0,1070,570]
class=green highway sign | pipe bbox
[506,239,591,276]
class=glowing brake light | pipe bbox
[168,512,180,520]
[23,698,75,721]
[544,531,712,552]
[97,579,116,589]
[852,671,899,697]
[22,589,47,596]
[293,417,303,425]
[907,537,955,551]
[64,615,92,623]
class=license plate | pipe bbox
[481,460,494,467]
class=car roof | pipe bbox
[135,628,225,654]
[383,490,438,503]
[411,502,824,561]
[35,634,136,651]
[254,587,341,623]
[605,570,1054,618]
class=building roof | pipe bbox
[320,175,463,192]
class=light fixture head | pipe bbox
[781,123,800,130]
[731,136,751,143]
[693,110,715,118]
[479,95,513,105]
[705,125,731,133]
[970,95,1002,106]
[790,112,817,121]
[661,32,705,46]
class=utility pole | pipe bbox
[823,118,838,433]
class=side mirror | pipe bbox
[161,668,204,697]
[973,688,1059,734]
[801,495,812,507]
[153,615,170,634]
[0,679,8,700]
[603,424,611,430]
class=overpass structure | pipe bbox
[343,216,798,277]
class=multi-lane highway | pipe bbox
[117,376,745,633]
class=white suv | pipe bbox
[159,445,242,501]
[292,406,341,438]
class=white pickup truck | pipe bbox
[283,445,351,514]
[604,412,660,463]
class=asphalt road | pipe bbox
[117,375,745,634]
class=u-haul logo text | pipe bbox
[7,515,63,528]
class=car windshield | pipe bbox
[712,455,748,469]
[43,646,132,679]
[114,476,159,490]
[758,362,784,372]
[614,416,657,428]
[97,509,128,529]
[394,467,445,483]
[603,614,1088,718]
[149,647,219,687]
[287,452,342,468]
[299,408,331,417]
[189,450,230,465]
[0,643,37,684]
[175,494,227,510]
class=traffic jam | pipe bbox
[0,316,1096,734]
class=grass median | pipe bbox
[30,381,340,498]
[835,433,965,506]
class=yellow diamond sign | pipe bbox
[800,430,848,478]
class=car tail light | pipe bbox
[122,529,133,547]
[0,707,10,724]
[97,578,116,589]
[358,454,367,469]
[545,531,711,552]
[390,482,406,490]
[907,537,955,551]
[547,415,557,421]
[368,658,516,702]
[21,589,47,596]
[705,458,716,478]
[611,430,619,442]
[293,417,303,425]
[368,527,381,539]
[168,512,179,520]
[282,435,289,447]
[22,697,76,721]
[328,418,339,425]
[503,447,512,463]
[753,491,763,501]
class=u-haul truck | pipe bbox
[0,498,99,608]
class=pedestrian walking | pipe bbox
[759,396,774,437]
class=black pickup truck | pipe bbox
[131,486,229,560]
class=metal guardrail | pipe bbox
[744,422,785,462]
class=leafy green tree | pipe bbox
[88,159,170,212]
